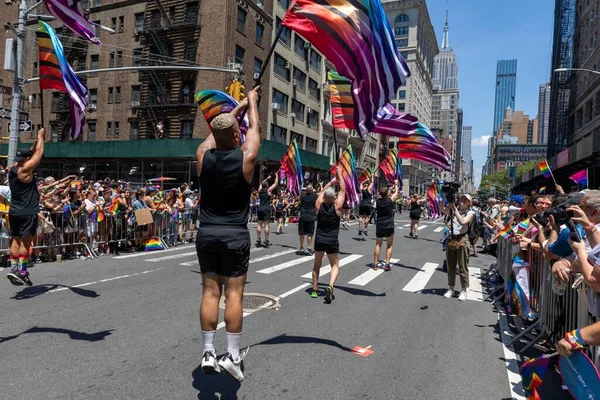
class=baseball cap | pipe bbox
[14,149,34,162]
[509,195,524,205]
[461,194,472,202]
[93,182,101,190]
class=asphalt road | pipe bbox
[0,212,557,399]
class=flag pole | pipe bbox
[39,86,45,128]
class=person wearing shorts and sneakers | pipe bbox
[7,128,45,286]
[256,172,278,247]
[358,179,374,236]
[298,184,317,254]
[311,166,345,303]
[373,180,400,271]
[194,86,261,382]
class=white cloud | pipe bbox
[472,135,491,147]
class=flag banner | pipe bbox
[330,145,361,208]
[43,0,102,45]
[497,225,514,239]
[283,0,410,137]
[520,354,552,400]
[517,219,530,235]
[570,169,588,187]
[109,197,119,215]
[379,147,400,183]
[358,166,373,184]
[195,90,249,142]
[328,71,355,130]
[537,160,552,179]
[559,350,600,400]
[280,139,304,196]
[37,21,88,139]
[426,182,444,219]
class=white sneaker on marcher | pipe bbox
[218,353,244,382]
[458,291,467,301]
[201,350,220,375]
[443,289,454,299]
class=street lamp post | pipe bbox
[554,68,600,76]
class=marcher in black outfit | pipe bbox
[409,194,427,239]
[256,172,278,246]
[358,179,374,236]
[298,184,318,254]
[373,180,400,271]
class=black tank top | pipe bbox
[300,193,318,222]
[199,148,251,227]
[315,202,340,244]
[275,199,285,212]
[361,189,372,206]
[9,166,39,216]
[410,201,422,212]
[258,188,271,210]
[376,197,395,229]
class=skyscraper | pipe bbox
[493,59,517,136]
[537,82,551,144]
[461,126,472,178]
[432,11,458,90]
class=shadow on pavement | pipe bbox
[191,364,241,400]
[11,284,100,300]
[0,326,113,343]
[334,285,386,297]
[252,333,353,352]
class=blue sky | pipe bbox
[424,0,555,187]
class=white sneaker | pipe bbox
[458,291,467,301]
[443,289,454,299]
[201,350,220,375]
[218,353,244,382]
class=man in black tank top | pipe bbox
[311,166,345,303]
[256,172,278,246]
[194,86,261,382]
[358,179,374,237]
[373,180,400,271]
[6,128,45,287]
[298,184,318,254]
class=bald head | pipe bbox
[210,114,240,147]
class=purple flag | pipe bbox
[43,0,101,45]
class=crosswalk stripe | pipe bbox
[417,225,427,231]
[403,224,410,227]
[402,262,439,293]
[301,254,364,278]
[348,257,400,286]
[468,267,484,302]
[256,256,314,274]
[146,252,196,262]
[251,249,297,264]
[434,227,444,232]
[180,247,265,267]
[114,244,195,259]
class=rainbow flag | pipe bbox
[520,355,551,400]
[537,160,552,179]
[379,147,400,184]
[194,90,249,140]
[144,238,164,252]
[43,0,101,45]
[330,145,361,208]
[280,139,304,196]
[426,182,444,219]
[517,219,530,235]
[328,71,355,130]
[153,191,165,206]
[358,167,373,184]
[96,206,104,223]
[570,169,588,186]
[109,197,119,215]
[37,21,88,139]
[497,225,514,239]
[539,186,546,194]
[283,0,410,137]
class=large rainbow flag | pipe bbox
[37,21,88,139]
[328,71,355,130]
[330,145,361,208]
[194,90,249,140]
[426,182,444,219]
[379,147,401,184]
[358,166,373,184]
[283,0,410,137]
[280,139,304,195]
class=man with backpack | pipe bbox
[468,199,482,257]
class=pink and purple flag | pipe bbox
[43,0,101,45]
[570,169,588,187]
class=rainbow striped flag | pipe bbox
[330,145,361,208]
[109,197,119,215]
[537,160,552,179]
[539,186,546,194]
[517,219,530,235]
[144,238,164,252]
[328,71,355,130]
[283,0,410,137]
[569,169,588,186]
[379,147,400,184]
[194,90,249,140]
[358,167,373,184]
[520,354,551,400]
[426,182,444,219]
[280,139,304,196]
[96,206,104,223]
[497,225,514,239]
[153,191,165,206]
[37,21,88,139]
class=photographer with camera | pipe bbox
[443,193,475,301]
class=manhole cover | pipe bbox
[219,292,280,312]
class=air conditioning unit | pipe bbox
[285,62,291,69]
[88,104,97,111]
[271,103,280,110]
[290,112,296,119]
[253,72,260,80]
[303,42,310,49]
[317,83,324,89]
[291,79,298,86]
[131,101,140,107]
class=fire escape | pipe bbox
[137,0,201,139]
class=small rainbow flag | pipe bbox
[497,225,514,239]
[539,186,546,194]
[569,169,588,186]
[153,191,165,206]
[144,238,164,252]
[109,197,118,215]
[358,167,373,184]
[96,206,105,223]
[520,354,552,400]
[379,147,400,184]
[537,160,552,179]
[517,219,530,235]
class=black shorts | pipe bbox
[195,226,250,277]
[343,204,351,210]
[9,214,38,237]
[275,211,284,220]
[314,241,339,254]
[376,228,394,239]
[298,219,315,236]
[409,212,421,221]
[257,209,271,222]
[359,205,372,216]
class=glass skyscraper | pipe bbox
[493,60,517,136]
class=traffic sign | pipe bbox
[8,120,32,132]
[0,107,28,121]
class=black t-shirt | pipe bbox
[9,167,40,216]
[258,188,272,211]
[315,202,340,244]
[361,189,372,206]
[300,193,318,221]
[376,197,395,229]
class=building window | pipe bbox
[151,11,161,28]
[237,7,247,33]
[185,4,199,23]
[131,86,140,102]
[181,83,193,104]
[396,14,409,23]
[89,89,98,106]
[291,100,305,122]
[77,55,86,71]
[93,0,100,6]
[111,17,117,31]
[106,121,112,138]
[93,20,101,38]
[400,51,408,60]
[276,17,291,46]
[90,54,99,72]
[308,78,320,100]
[396,39,408,47]
[272,89,289,113]
[274,53,290,81]
[115,87,121,103]
[293,67,307,91]
[395,26,408,36]
[235,45,245,65]
[114,122,120,137]
[108,87,114,104]
[88,122,96,141]
[310,50,321,70]
[255,23,264,46]
[278,0,290,8]
[291,132,303,147]
[31,94,37,109]
[134,13,144,30]
[184,42,196,62]
[181,121,193,138]
[109,52,115,68]
[130,120,139,139]
[118,16,124,32]
[33,62,38,76]
[271,124,287,144]
[399,90,406,99]
[116,51,123,67]
[397,102,405,111]
[306,137,318,153]
[254,57,262,76]
[133,49,143,67]
[307,109,319,127]
[294,36,307,59]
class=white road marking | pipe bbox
[48,268,165,293]
[145,252,196,262]
[114,245,194,259]
[417,225,427,231]
[433,217,444,223]
[468,267,484,302]
[403,224,410,227]
[250,249,297,263]
[434,227,444,232]
[256,256,314,274]
[180,247,266,267]
[498,307,527,400]
[278,283,311,299]
[348,268,384,286]
[402,262,439,293]
[348,222,359,226]
[300,254,364,278]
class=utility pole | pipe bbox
[8,0,27,166]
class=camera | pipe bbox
[441,182,461,203]
[534,206,575,227]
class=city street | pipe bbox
[0,213,551,400]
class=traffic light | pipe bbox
[225,80,237,98]
[226,79,245,101]
[238,81,245,101]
